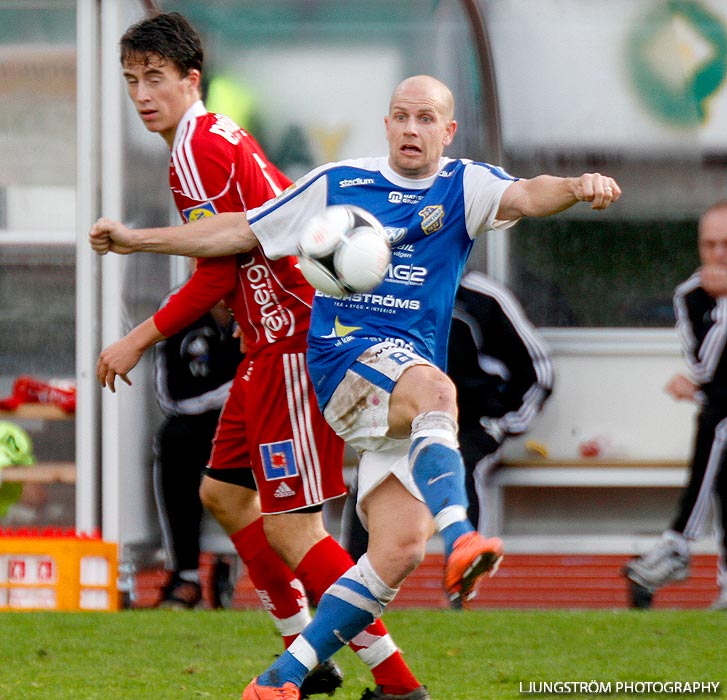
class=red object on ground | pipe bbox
[0,376,76,413]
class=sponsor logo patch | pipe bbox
[274,481,296,499]
[384,226,408,245]
[260,440,299,481]
[182,201,217,222]
[388,191,424,205]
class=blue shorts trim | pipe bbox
[351,360,397,393]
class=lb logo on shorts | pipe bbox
[389,350,415,366]
[260,440,299,481]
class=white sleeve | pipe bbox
[246,169,330,259]
[462,163,519,239]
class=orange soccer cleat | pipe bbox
[444,532,504,608]
[242,678,300,700]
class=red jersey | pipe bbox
[153,101,313,356]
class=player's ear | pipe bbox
[186,68,202,90]
[443,119,457,146]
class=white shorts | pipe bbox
[323,341,434,527]
[355,442,425,529]
[323,341,433,452]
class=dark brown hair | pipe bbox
[119,12,203,76]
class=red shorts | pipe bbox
[209,350,346,514]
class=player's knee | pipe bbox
[390,367,457,436]
[263,512,327,569]
[417,370,457,413]
[199,476,253,520]
[432,371,457,407]
[371,521,430,584]
[414,369,456,410]
[389,537,427,583]
[199,477,219,514]
[261,514,286,553]
[400,535,428,574]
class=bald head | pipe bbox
[390,75,455,121]
[385,75,457,179]
[701,201,727,228]
[699,201,727,267]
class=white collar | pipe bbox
[380,157,451,189]
[171,100,208,151]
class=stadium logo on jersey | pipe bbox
[260,440,299,481]
[339,177,375,188]
[182,201,217,222]
[418,205,444,234]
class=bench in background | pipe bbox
[486,458,693,554]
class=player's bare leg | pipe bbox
[390,365,504,606]
[200,478,312,645]
[265,507,427,698]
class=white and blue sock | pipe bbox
[410,411,473,557]
[257,555,398,689]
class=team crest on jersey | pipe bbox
[260,440,299,481]
[418,205,444,234]
[182,201,217,222]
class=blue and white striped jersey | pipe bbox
[247,156,517,407]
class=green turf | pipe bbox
[0,609,725,699]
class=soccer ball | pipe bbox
[297,205,391,298]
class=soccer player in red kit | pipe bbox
[96,12,428,700]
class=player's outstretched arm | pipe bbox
[89,212,258,258]
[497,172,621,220]
[97,317,166,392]
[89,218,138,256]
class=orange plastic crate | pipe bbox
[0,532,119,611]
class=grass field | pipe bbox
[1,609,725,700]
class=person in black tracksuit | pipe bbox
[447,271,554,535]
[342,271,553,563]
[624,202,727,609]
[153,291,243,608]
